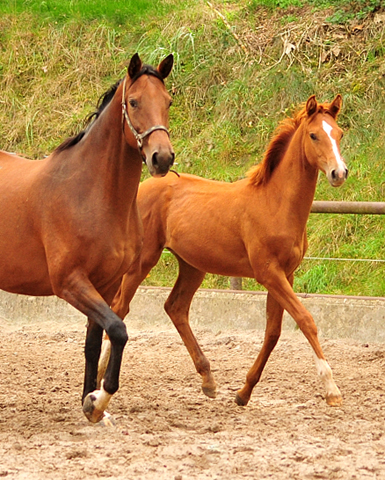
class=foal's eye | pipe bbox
[129,99,138,108]
[310,133,317,141]
[169,100,173,108]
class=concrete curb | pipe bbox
[1,287,384,343]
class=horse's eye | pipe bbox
[310,133,317,140]
[169,100,173,108]
[129,99,138,108]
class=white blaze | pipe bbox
[322,120,346,170]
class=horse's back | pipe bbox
[137,172,254,277]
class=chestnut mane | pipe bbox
[247,102,331,187]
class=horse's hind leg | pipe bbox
[236,291,284,406]
[164,255,217,398]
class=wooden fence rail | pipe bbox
[311,201,385,214]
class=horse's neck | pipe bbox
[269,126,318,224]
[68,94,143,210]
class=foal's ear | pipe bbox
[157,54,174,79]
[128,53,143,79]
[306,95,318,117]
[328,94,343,118]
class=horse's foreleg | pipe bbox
[165,256,217,398]
[236,291,284,406]
[263,270,342,406]
[81,302,128,423]
[57,277,128,423]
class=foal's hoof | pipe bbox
[82,393,104,424]
[235,392,249,407]
[326,393,343,407]
[202,384,217,399]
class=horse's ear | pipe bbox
[328,94,342,118]
[306,95,318,117]
[157,54,174,79]
[128,53,142,79]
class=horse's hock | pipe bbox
[0,287,384,343]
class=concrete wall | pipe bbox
[0,287,384,343]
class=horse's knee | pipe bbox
[107,320,128,347]
[164,296,187,320]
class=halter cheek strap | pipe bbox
[121,77,170,151]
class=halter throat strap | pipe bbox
[121,76,170,151]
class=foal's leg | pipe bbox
[257,270,342,406]
[236,291,284,406]
[164,255,217,398]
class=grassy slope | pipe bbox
[0,0,384,295]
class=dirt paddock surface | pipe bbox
[0,320,385,480]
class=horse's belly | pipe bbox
[0,256,53,296]
[168,239,254,278]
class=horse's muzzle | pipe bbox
[327,165,349,187]
[146,147,175,177]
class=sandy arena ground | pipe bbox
[0,319,384,479]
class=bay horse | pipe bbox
[105,94,348,408]
[0,53,175,423]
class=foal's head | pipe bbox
[123,53,175,177]
[303,95,348,187]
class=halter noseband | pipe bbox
[121,76,170,152]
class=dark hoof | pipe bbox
[202,385,217,399]
[235,392,249,407]
[82,394,104,423]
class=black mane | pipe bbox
[54,64,164,155]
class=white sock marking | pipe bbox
[92,379,112,412]
[313,355,341,399]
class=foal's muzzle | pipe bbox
[327,165,349,187]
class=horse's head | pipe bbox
[304,95,348,187]
[122,53,175,177]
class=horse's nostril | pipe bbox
[170,152,175,165]
[331,169,337,180]
[152,151,159,167]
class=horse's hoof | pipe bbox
[235,392,249,406]
[326,394,343,407]
[82,393,105,423]
[202,384,217,399]
[98,412,116,427]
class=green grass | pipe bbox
[0,0,384,296]
[0,0,186,25]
